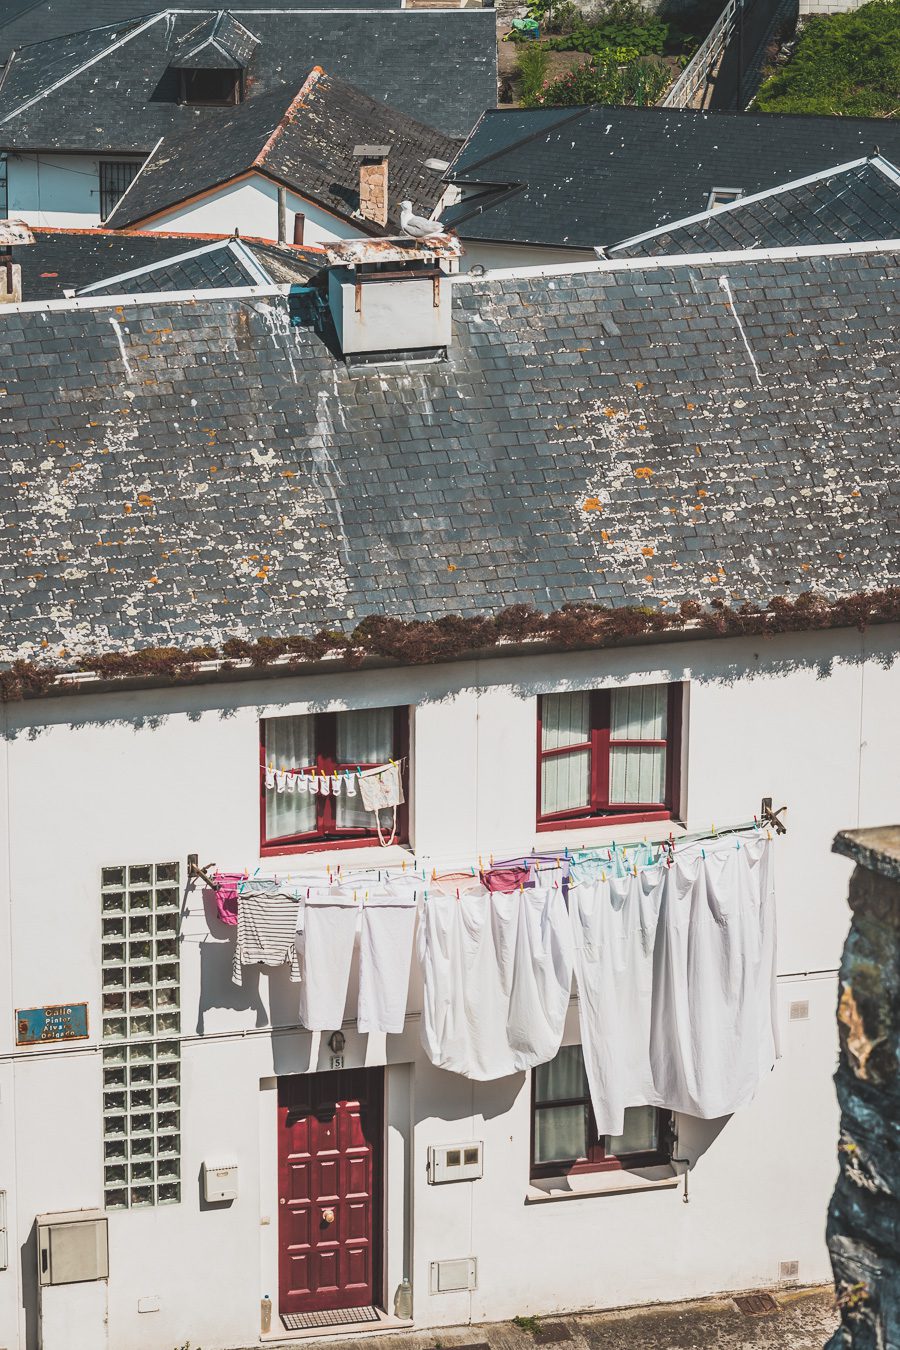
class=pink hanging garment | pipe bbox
[211,873,244,926]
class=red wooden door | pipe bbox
[278,1069,383,1314]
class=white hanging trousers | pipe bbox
[358,893,418,1035]
[296,895,360,1031]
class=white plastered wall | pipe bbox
[5,154,143,228]
[141,174,367,244]
[1,623,898,1349]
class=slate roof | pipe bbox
[12,228,325,300]
[0,8,495,149]
[104,67,457,230]
[610,156,900,257]
[441,107,900,249]
[0,245,898,661]
[76,238,325,293]
[167,11,260,69]
[0,0,402,66]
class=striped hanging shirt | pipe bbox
[232,891,301,986]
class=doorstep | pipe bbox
[261,1311,414,1343]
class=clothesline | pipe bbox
[202,817,776,899]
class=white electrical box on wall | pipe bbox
[428,1142,483,1184]
[36,1210,108,1286]
[430,1257,478,1294]
[202,1161,238,1203]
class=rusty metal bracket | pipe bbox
[760,797,787,835]
[187,853,219,888]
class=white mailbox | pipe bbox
[428,1142,483,1184]
[202,1161,238,1203]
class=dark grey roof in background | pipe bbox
[76,238,324,293]
[0,8,495,149]
[13,229,325,300]
[611,157,900,256]
[104,67,457,229]
[0,247,897,661]
[0,0,402,64]
[442,107,900,248]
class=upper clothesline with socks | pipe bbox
[264,757,406,799]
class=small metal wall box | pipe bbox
[428,1141,484,1184]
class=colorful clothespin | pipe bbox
[701,848,706,859]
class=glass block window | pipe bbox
[101,862,181,1209]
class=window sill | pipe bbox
[259,841,414,867]
[525,1163,679,1204]
[529,820,688,855]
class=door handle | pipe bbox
[321,1207,335,1225]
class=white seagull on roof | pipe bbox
[398,199,447,239]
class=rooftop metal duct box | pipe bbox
[328,264,451,359]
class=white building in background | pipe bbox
[0,239,898,1350]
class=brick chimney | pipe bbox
[354,145,390,228]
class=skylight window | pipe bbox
[706,187,744,210]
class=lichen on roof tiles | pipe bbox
[0,249,899,663]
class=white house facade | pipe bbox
[0,624,894,1350]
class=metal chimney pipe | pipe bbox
[293,212,305,245]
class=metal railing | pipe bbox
[660,0,739,107]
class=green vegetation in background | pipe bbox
[754,0,900,116]
[529,54,671,105]
[516,42,552,102]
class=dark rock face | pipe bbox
[827,830,900,1350]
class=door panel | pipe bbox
[278,1069,383,1315]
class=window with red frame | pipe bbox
[537,684,681,829]
[531,1045,672,1177]
[261,707,406,850]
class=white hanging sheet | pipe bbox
[568,832,778,1134]
[418,876,574,1080]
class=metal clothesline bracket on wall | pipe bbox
[760,798,787,835]
[187,853,219,889]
